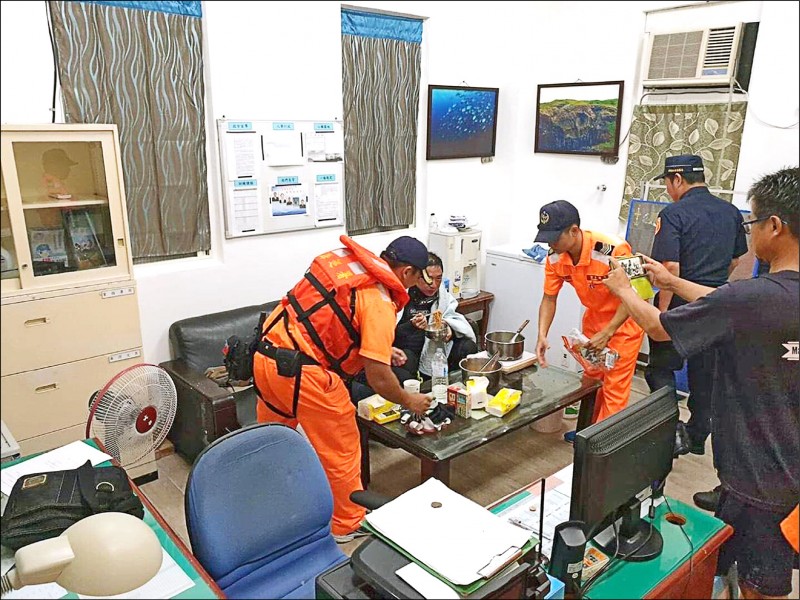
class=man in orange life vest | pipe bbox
[253,235,434,542]
[534,201,645,435]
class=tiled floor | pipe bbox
[138,376,798,595]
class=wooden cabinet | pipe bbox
[1,125,149,473]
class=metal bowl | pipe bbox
[485,331,525,361]
[459,357,502,395]
[424,326,449,343]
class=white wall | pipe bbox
[2,0,797,363]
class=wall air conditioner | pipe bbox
[643,24,744,88]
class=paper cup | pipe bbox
[403,379,421,394]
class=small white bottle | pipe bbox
[431,346,448,405]
[429,213,438,233]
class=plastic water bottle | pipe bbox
[429,213,438,233]
[432,346,448,404]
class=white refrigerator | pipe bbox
[484,244,585,372]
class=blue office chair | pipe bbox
[185,423,347,599]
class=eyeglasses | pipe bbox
[741,216,788,234]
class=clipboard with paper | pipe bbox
[363,479,534,591]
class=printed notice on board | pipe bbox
[302,130,344,163]
[231,188,261,234]
[315,181,340,222]
[225,132,259,179]
[264,130,304,166]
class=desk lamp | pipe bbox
[1,512,162,597]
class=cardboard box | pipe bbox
[456,387,472,418]
[357,394,400,422]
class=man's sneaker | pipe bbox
[693,485,722,512]
[563,430,577,444]
[333,525,372,544]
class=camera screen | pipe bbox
[619,256,645,278]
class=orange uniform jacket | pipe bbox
[544,230,645,421]
[253,237,405,536]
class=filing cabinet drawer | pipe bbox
[1,349,143,440]
[1,286,142,376]
[18,424,86,457]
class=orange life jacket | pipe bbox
[267,235,410,380]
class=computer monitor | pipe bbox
[570,386,678,561]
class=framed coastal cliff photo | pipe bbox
[534,81,624,156]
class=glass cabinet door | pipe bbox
[0,129,131,292]
[1,170,20,289]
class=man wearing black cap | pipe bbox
[647,155,747,504]
[534,200,645,434]
[253,235,433,542]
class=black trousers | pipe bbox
[349,337,479,402]
[348,349,420,404]
[645,338,715,445]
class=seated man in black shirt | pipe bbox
[349,253,478,402]
[603,167,799,600]
[394,252,478,381]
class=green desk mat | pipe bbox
[2,443,218,599]
[482,489,724,599]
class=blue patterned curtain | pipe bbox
[341,9,423,235]
[49,0,210,262]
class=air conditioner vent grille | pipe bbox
[703,27,737,68]
[647,31,703,80]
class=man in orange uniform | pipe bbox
[253,235,433,542]
[534,201,644,436]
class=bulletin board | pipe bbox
[217,119,345,238]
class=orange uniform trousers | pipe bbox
[253,356,365,536]
[584,319,645,422]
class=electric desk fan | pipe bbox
[86,364,177,467]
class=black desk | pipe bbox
[358,366,600,486]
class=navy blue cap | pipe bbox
[653,154,705,180]
[384,236,429,271]
[534,200,581,244]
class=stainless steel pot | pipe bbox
[485,331,525,361]
[459,357,502,395]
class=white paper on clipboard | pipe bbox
[365,479,530,586]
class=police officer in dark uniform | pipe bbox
[647,155,748,508]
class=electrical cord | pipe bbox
[577,509,621,596]
[579,496,657,597]
[731,79,799,129]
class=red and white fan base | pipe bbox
[86,364,177,467]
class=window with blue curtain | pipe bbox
[48,0,210,263]
[341,9,423,236]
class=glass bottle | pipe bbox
[431,346,448,404]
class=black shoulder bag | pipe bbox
[1,460,144,550]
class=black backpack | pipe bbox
[223,311,267,384]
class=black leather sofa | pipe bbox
[160,301,279,463]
